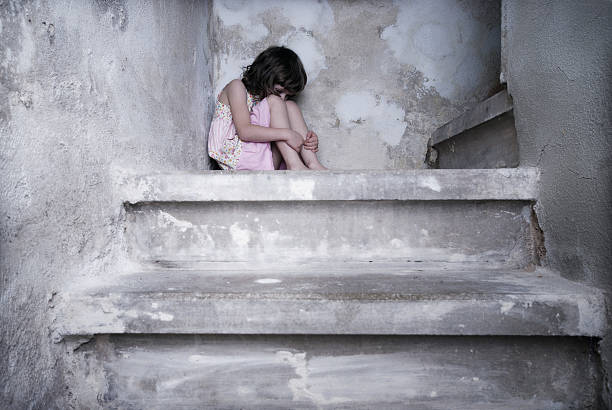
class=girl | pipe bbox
[208,46,327,170]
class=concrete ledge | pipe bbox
[57,265,605,337]
[432,90,513,145]
[117,168,539,203]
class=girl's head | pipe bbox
[242,46,307,99]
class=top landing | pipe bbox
[117,168,539,203]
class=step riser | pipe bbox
[71,335,602,409]
[434,111,519,169]
[429,90,518,169]
[125,201,536,267]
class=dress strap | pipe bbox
[246,91,261,111]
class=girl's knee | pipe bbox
[285,101,305,123]
[267,94,285,108]
[285,100,300,113]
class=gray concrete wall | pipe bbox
[503,0,612,405]
[212,0,501,169]
[0,1,212,407]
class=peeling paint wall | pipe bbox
[212,0,501,169]
[0,1,212,407]
[503,1,612,405]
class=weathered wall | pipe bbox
[503,0,612,405]
[212,0,501,169]
[0,1,212,407]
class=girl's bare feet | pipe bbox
[303,156,327,170]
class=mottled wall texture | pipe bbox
[212,0,501,169]
[503,0,612,405]
[0,1,212,407]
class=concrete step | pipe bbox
[118,168,541,268]
[72,334,603,409]
[56,264,605,338]
[428,90,519,169]
[118,168,538,202]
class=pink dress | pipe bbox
[207,90,274,170]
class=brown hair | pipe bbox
[241,46,307,99]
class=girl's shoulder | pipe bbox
[218,79,247,106]
[219,79,259,109]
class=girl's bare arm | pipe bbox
[225,80,302,150]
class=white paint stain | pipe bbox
[417,301,457,319]
[1,47,12,71]
[335,91,407,146]
[276,350,308,400]
[261,230,281,246]
[390,238,404,249]
[272,0,334,32]
[448,253,467,262]
[214,1,269,41]
[255,278,282,284]
[216,0,333,35]
[17,17,35,74]
[214,0,334,92]
[237,386,255,396]
[158,210,195,233]
[157,312,174,321]
[381,0,500,101]
[417,176,441,192]
[229,223,250,246]
[316,239,330,256]
[159,375,199,390]
[295,353,428,403]
[151,302,159,309]
[214,53,251,96]
[146,312,174,321]
[289,179,315,199]
[282,31,327,81]
[336,92,373,128]
[500,301,515,314]
[276,350,350,405]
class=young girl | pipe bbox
[208,46,326,170]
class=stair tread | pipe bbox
[431,89,513,145]
[58,264,605,337]
[116,168,539,202]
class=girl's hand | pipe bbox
[286,130,304,152]
[303,130,319,152]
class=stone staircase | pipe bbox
[56,169,607,409]
[427,90,519,169]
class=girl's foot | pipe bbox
[287,162,309,170]
[306,162,327,170]
[302,155,327,170]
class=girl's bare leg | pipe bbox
[268,95,308,170]
[285,101,327,170]
[271,142,283,170]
